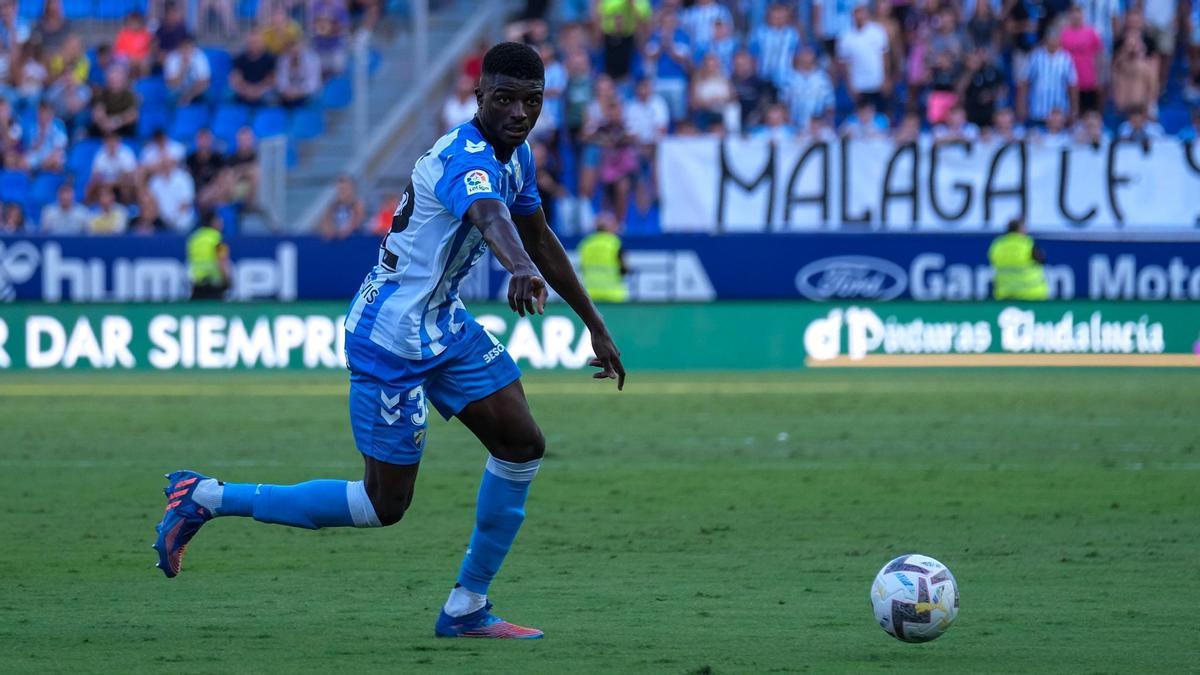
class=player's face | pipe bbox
[476,74,544,149]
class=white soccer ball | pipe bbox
[871,554,959,643]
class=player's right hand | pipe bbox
[508,272,547,317]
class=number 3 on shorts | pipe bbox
[408,385,428,427]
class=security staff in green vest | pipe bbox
[988,218,1049,300]
[187,211,231,300]
[578,212,629,303]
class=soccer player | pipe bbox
[153,42,626,640]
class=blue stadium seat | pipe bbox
[29,172,65,213]
[67,139,101,176]
[289,105,324,140]
[204,48,233,100]
[94,0,140,19]
[0,170,30,204]
[169,104,211,142]
[18,0,41,20]
[321,76,352,109]
[62,0,91,19]
[211,102,249,141]
[135,77,168,106]
[251,106,288,138]
[216,204,240,236]
[237,0,258,18]
[1161,105,1190,135]
[138,105,170,139]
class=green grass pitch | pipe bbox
[1,369,1197,673]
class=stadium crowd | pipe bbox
[0,0,372,235]
[446,0,1200,234]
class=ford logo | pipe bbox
[795,255,908,301]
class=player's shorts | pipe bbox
[345,321,521,466]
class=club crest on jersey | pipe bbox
[464,169,492,195]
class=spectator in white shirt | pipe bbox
[837,5,890,109]
[164,36,211,105]
[140,129,186,175]
[933,105,981,142]
[441,73,477,133]
[783,47,834,131]
[1034,107,1072,147]
[752,102,795,143]
[148,156,196,232]
[1073,110,1110,145]
[623,77,669,145]
[1117,105,1165,144]
[87,131,138,204]
[39,182,90,234]
[814,0,862,57]
[277,39,321,109]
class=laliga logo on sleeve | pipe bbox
[464,169,493,195]
[0,240,41,302]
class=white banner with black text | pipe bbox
[657,136,1200,234]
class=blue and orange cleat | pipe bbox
[434,602,544,639]
[152,470,213,578]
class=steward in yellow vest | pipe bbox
[578,213,629,303]
[187,212,231,300]
[988,218,1049,300]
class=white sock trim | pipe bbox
[192,478,223,513]
[485,456,541,482]
[346,480,382,528]
[444,586,487,617]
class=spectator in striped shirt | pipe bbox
[783,47,834,131]
[1017,32,1078,126]
[641,9,693,122]
[680,0,733,53]
[813,0,862,58]
[698,18,740,75]
[1076,0,1123,53]
[749,3,801,89]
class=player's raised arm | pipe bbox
[513,208,625,390]
[466,199,547,318]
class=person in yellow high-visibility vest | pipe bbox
[577,212,629,303]
[187,211,232,300]
[988,218,1049,300]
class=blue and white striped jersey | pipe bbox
[344,120,541,360]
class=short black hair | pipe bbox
[481,42,544,82]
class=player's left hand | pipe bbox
[589,330,625,390]
[508,273,547,317]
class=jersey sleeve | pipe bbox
[434,148,506,220]
[510,144,542,217]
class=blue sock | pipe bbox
[216,479,381,529]
[456,457,541,595]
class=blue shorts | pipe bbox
[345,321,521,466]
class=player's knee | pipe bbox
[365,482,413,527]
[492,427,545,464]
